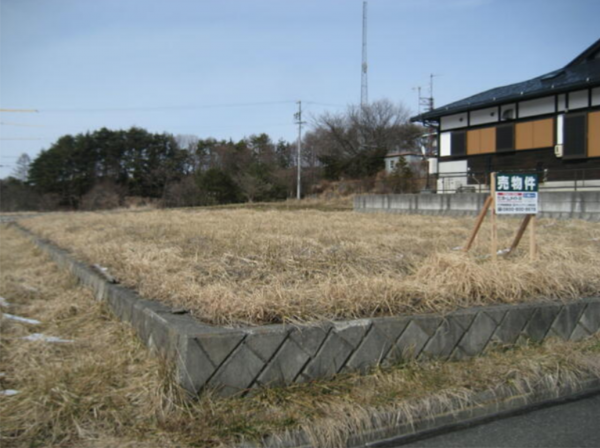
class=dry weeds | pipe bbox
[1,225,600,447]
[19,207,600,326]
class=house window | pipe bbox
[450,131,466,156]
[563,113,587,159]
[496,123,514,152]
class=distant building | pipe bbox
[412,39,600,193]
[384,151,424,173]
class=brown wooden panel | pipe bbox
[533,118,554,148]
[589,112,600,158]
[480,127,496,153]
[467,129,481,155]
[516,121,534,150]
[466,148,600,185]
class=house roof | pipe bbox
[412,38,600,123]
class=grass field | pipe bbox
[1,225,599,447]
[18,206,600,326]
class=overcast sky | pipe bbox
[1,0,598,178]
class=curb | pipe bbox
[239,377,600,448]
[8,222,600,399]
[362,378,600,448]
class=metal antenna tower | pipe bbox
[415,74,439,115]
[418,74,440,157]
[361,1,368,108]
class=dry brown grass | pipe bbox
[1,225,600,447]
[19,207,600,326]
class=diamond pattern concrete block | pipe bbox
[421,318,466,360]
[208,344,266,397]
[177,337,216,395]
[289,324,331,358]
[256,338,311,386]
[146,316,171,357]
[344,326,393,373]
[549,302,587,340]
[448,311,476,331]
[458,311,498,356]
[131,306,150,343]
[483,308,508,325]
[371,317,411,342]
[522,305,561,342]
[491,307,535,344]
[333,319,371,349]
[570,323,592,341]
[197,332,245,367]
[411,315,443,337]
[386,319,433,363]
[244,329,289,363]
[302,332,354,380]
[579,302,600,335]
[450,345,469,361]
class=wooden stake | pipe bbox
[463,195,492,253]
[530,215,537,261]
[490,173,498,261]
[507,215,532,255]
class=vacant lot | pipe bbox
[2,225,599,448]
[19,208,600,326]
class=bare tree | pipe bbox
[306,99,423,179]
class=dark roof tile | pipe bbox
[412,39,600,122]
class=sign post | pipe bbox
[490,173,497,261]
[464,172,539,260]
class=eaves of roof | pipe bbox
[411,39,600,123]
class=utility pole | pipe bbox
[294,101,306,200]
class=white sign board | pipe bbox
[496,192,538,214]
[495,173,539,215]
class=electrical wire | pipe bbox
[41,100,298,113]
[1,122,46,127]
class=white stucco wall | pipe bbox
[469,107,499,126]
[440,112,468,130]
[519,96,555,118]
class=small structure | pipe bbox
[384,150,424,173]
[412,39,600,193]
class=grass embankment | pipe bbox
[20,207,600,326]
[1,226,600,447]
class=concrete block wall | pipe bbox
[354,191,600,221]
[14,224,600,398]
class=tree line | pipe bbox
[0,100,424,211]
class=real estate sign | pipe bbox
[495,173,538,215]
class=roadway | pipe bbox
[373,392,600,448]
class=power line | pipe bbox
[0,138,43,141]
[40,100,298,113]
[0,108,38,113]
[1,122,45,127]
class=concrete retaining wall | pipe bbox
[13,224,600,398]
[354,191,600,221]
